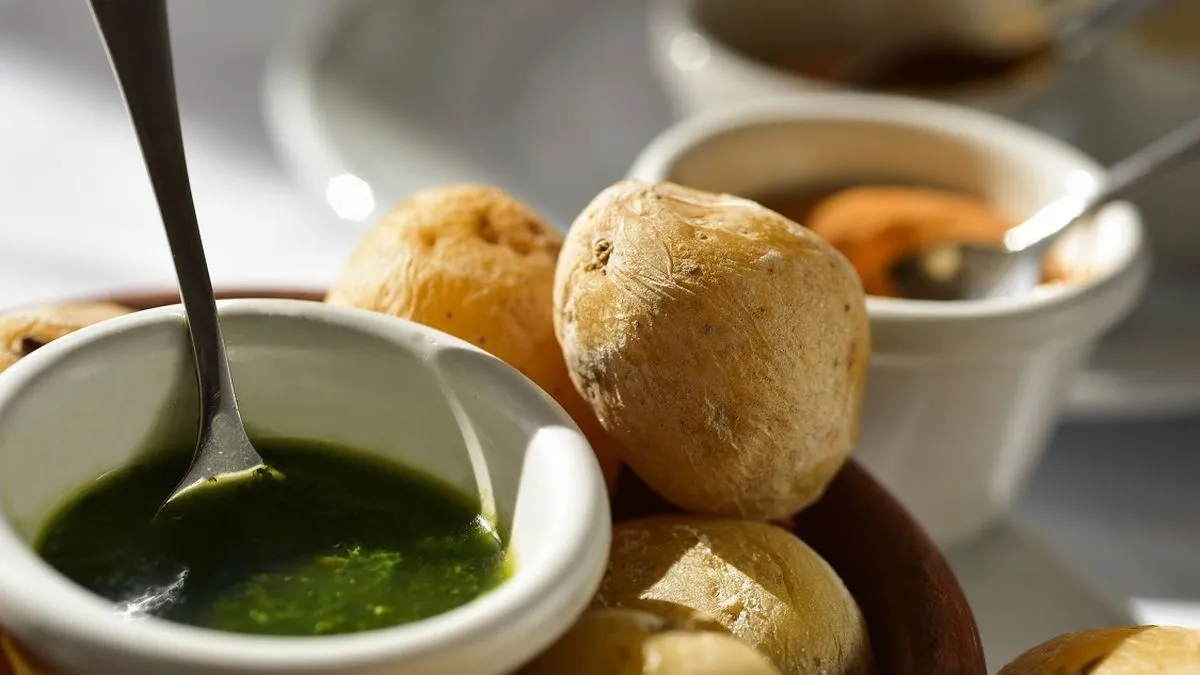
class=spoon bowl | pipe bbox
[892,110,1200,301]
[890,241,1046,302]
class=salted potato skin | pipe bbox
[594,517,873,675]
[518,609,782,675]
[326,184,621,489]
[554,180,869,519]
[0,302,131,374]
[327,184,566,386]
[998,626,1200,675]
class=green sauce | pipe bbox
[35,439,510,636]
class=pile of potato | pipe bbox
[326,181,874,674]
[5,181,1199,674]
[324,180,1200,675]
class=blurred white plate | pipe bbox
[260,0,1200,420]
[262,0,673,230]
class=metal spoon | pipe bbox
[88,0,269,505]
[892,112,1200,301]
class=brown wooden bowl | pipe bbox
[1,288,986,675]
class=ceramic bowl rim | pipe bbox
[0,298,609,670]
[626,92,1146,324]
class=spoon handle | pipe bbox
[88,0,230,410]
[1006,111,1200,251]
[1101,112,1200,203]
[1055,0,1171,60]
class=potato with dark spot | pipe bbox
[593,517,872,675]
[554,180,868,519]
[519,609,781,675]
[326,184,621,491]
[0,302,131,374]
[999,626,1200,675]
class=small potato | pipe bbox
[999,626,1200,675]
[326,184,621,490]
[594,516,872,675]
[0,302,131,374]
[555,180,868,519]
[519,609,781,675]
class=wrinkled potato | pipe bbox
[594,517,872,675]
[0,302,131,374]
[326,184,621,490]
[999,625,1200,675]
[519,609,781,675]
[554,180,868,519]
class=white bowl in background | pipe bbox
[0,299,610,675]
[647,0,1059,120]
[628,94,1147,546]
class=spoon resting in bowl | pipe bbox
[88,0,274,507]
[892,111,1200,301]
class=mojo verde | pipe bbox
[36,439,510,636]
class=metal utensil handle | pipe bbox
[1055,0,1171,59]
[1006,111,1200,251]
[1100,112,1200,203]
[88,0,230,411]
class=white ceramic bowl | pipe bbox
[0,299,610,675]
[628,94,1148,546]
[648,0,1057,119]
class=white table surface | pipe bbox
[3,0,1198,652]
